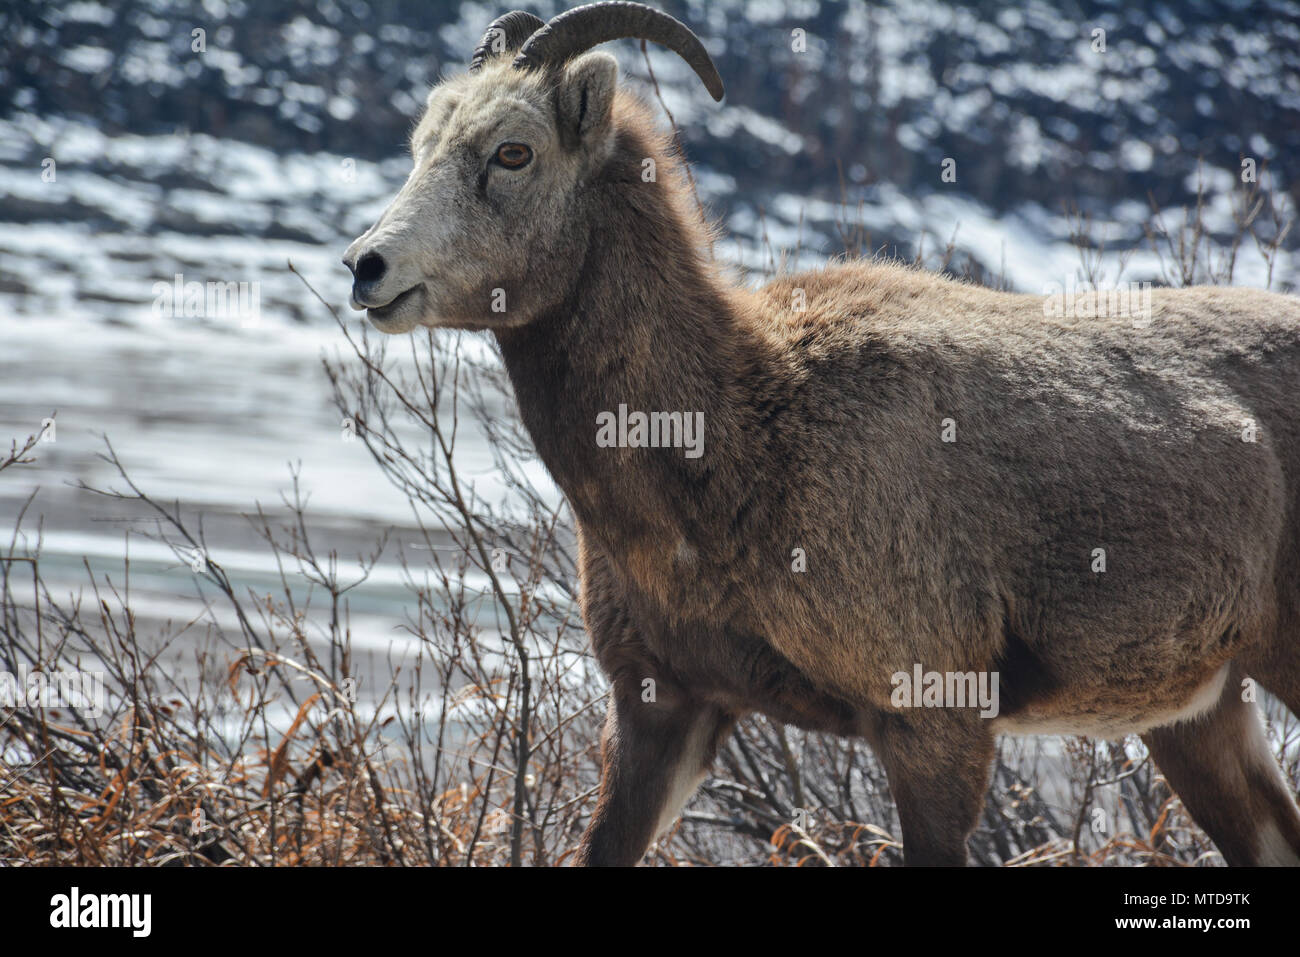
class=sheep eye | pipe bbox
[495,143,532,169]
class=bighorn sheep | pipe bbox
[343,2,1300,866]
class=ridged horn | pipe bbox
[469,11,547,72]
[512,1,724,101]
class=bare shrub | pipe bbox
[3,166,1295,868]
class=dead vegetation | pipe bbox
[2,163,1296,867]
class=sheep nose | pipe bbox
[344,251,389,307]
[353,252,387,284]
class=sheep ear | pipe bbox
[555,52,618,150]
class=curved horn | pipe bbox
[469,10,547,72]
[512,1,724,101]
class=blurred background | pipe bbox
[4,0,1298,555]
[1,0,1298,865]
[5,0,1297,592]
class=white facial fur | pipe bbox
[343,54,619,333]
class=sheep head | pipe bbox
[342,2,723,334]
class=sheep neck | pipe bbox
[494,183,756,562]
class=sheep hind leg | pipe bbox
[1246,631,1300,719]
[1142,669,1300,866]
